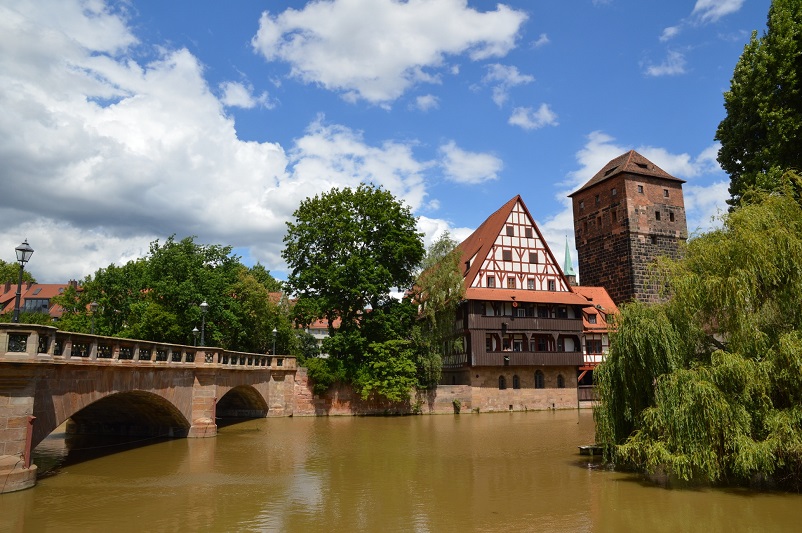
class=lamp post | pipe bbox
[192,327,199,346]
[11,240,34,323]
[199,301,209,346]
[272,328,277,355]
[90,301,98,334]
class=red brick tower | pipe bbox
[568,150,688,305]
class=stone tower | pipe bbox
[568,150,688,305]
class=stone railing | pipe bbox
[0,323,295,371]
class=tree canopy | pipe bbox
[0,259,36,284]
[595,179,802,488]
[53,236,294,354]
[716,0,802,207]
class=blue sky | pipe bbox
[0,0,770,283]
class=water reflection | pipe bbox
[1,411,800,532]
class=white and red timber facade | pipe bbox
[440,195,617,410]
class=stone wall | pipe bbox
[293,366,576,416]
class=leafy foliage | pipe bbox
[716,0,802,207]
[0,259,36,284]
[595,186,802,487]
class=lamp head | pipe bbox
[15,239,34,265]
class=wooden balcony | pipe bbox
[466,314,582,333]
[472,350,584,367]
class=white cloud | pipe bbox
[251,0,527,104]
[483,63,534,106]
[660,26,681,42]
[0,0,458,283]
[508,104,558,130]
[532,33,550,48]
[439,141,502,185]
[692,0,745,23]
[644,50,687,77]
[412,94,439,111]
[219,81,272,109]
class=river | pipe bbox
[2,410,801,532]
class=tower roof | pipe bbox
[563,236,576,277]
[568,150,685,197]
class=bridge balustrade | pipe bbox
[0,323,295,371]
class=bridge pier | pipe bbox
[0,365,38,493]
[188,370,217,438]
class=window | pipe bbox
[637,185,644,193]
[596,216,601,227]
[23,298,50,313]
[513,375,520,389]
[506,225,514,237]
[669,212,675,222]
[588,314,597,324]
[525,227,533,238]
[538,306,550,318]
[664,189,669,197]
[579,200,584,210]
[548,279,556,291]
[486,276,495,288]
[655,211,661,221]
[486,334,493,351]
[557,374,565,388]
[507,276,516,289]
[587,340,602,354]
[583,220,588,232]
[534,370,545,389]
[502,250,512,261]
[595,194,600,205]
[499,376,507,390]
[650,235,657,245]
[556,306,568,318]
[611,187,617,196]
[611,210,617,223]
[529,252,538,264]
[527,278,535,290]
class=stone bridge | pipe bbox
[0,323,296,493]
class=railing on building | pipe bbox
[467,315,583,333]
[0,323,295,371]
[577,385,598,401]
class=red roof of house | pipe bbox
[569,150,685,197]
[571,285,618,331]
[465,287,589,306]
[0,282,81,318]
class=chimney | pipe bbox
[3,281,9,294]
[26,281,33,290]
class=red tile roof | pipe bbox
[572,285,618,331]
[569,150,685,197]
[465,287,589,306]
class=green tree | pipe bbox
[410,232,466,388]
[282,184,424,332]
[595,180,802,487]
[0,259,36,284]
[282,184,425,399]
[716,0,802,207]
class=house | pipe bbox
[441,195,613,410]
[0,280,81,321]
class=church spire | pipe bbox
[563,236,577,285]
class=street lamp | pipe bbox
[90,301,99,334]
[11,240,34,323]
[272,328,277,355]
[192,327,199,346]
[199,301,209,346]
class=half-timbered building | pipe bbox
[442,195,594,410]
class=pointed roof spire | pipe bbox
[563,236,576,277]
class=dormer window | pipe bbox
[588,314,597,324]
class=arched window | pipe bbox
[557,374,565,388]
[499,376,507,390]
[534,370,545,389]
[512,375,520,389]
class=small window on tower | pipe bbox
[525,227,533,238]
[664,189,669,198]
[579,200,585,210]
[611,210,617,223]
[670,212,675,222]
[595,194,600,205]
[506,225,514,237]
[507,277,516,289]
[502,250,513,261]
[487,276,496,288]
[638,185,644,194]
[655,211,661,221]
[597,216,602,227]
[529,252,537,264]
[611,187,617,196]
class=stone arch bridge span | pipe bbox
[0,324,296,493]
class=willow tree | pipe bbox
[595,176,802,487]
[409,232,466,388]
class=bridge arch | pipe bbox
[216,385,269,418]
[66,390,191,439]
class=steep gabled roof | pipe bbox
[457,194,573,292]
[569,150,685,197]
[572,285,618,332]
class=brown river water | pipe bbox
[2,410,801,532]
